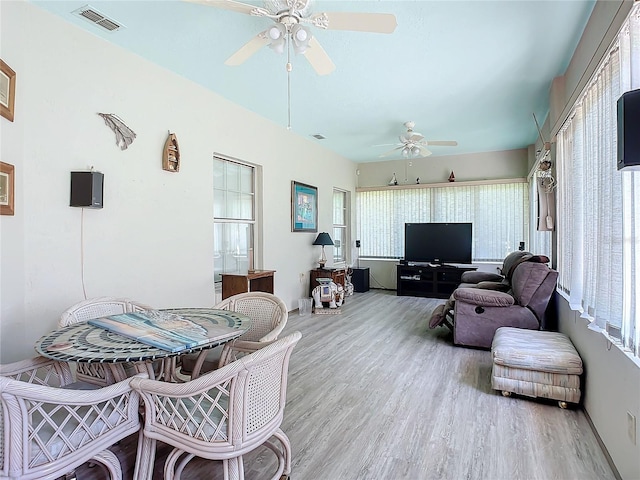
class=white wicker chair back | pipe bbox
[214,291,288,342]
[0,357,143,480]
[131,331,301,480]
[58,297,152,386]
[180,292,289,379]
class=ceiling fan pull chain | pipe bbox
[286,32,292,130]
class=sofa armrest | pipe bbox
[453,287,515,307]
[460,271,503,283]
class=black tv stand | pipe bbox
[407,262,458,268]
[397,264,477,299]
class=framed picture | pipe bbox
[0,60,16,122]
[291,181,317,232]
[0,162,15,216]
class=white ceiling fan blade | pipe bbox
[372,143,400,147]
[426,140,458,146]
[408,133,424,143]
[417,146,432,157]
[224,31,270,66]
[379,146,402,157]
[183,0,260,15]
[302,37,336,76]
[318,12,397,34]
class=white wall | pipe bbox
[557,299,640,480]
[356,148,528,188]
[0,1,355,362]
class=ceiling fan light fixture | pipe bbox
[411,146,421,156]
[269,38,286,54]
[269,25,284,40]
[291,24,311,54]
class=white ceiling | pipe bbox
[29,0,596,163]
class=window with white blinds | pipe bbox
[332,189,349,264]
[356,181,529,262]
[213,157,255,283]
[556,3,639,358]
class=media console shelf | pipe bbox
[396,264,477,299]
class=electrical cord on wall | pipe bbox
[369,271,393,290]
[80,207,88,300]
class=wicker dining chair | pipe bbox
[179,291,289,379]
[132,331,302,480]
[59,296,153,386]
[0,356,144,480]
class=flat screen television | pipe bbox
[404,222,473,265]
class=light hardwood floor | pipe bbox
[77,289,616,480]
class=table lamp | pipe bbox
[313,232,334,268]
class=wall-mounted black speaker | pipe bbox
[617,88,640,170]
[70,171,104,208]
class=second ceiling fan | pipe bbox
[378,121,458,158]
[185,0,397,76]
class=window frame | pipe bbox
[332,188,349,266]
[213,155,258,284]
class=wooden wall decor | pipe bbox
[162,132,180,172]
[0,60,16,122]
[0,161,15,215]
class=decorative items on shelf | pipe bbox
[162,131,180,172]
[312,232,334,268]
[389,173,398,185]
[97,113,136,150]
[448,171,455,182]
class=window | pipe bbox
[213,157,255,283]
[333,189,349,264]
[556,3,639,358]
[356,180,528,262]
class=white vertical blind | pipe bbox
[357,181,528,262]
[556,3,639,357]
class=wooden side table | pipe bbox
[222,270,275,300]
[309,268,347,297]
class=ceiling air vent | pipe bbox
[72,5,124,32]
[311,134,326,140]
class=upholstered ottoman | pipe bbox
[491,327,583,408]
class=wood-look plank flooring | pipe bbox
[75,290,616,480]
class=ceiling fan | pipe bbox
[184,0,397,76]
[377,121,458,158]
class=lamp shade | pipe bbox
[313,232,334,246]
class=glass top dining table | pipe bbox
[34,307,252,381]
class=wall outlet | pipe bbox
[628,412,637,445]
[299,273,305,284]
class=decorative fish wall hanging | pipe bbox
[97,113,136,150]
